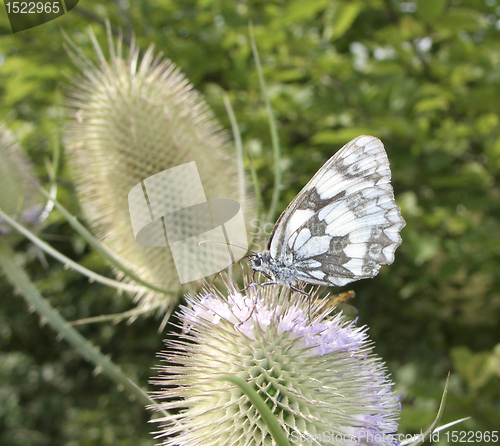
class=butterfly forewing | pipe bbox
[267,135,405,287]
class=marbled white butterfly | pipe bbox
[249,135,405,291]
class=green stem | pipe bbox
[245,150,264,250]
[0,238,167,416]
[407,373,450,446]
[223,92,246,213]
[36,187,175,296]
[67,302,164,326]
[0,207,155,294]
[223,93,263,249]
[249,22,282,224]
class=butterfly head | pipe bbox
[248,251,275,281]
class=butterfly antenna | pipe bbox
[209,270,223,288]
[197,240,256,255]
[200,240,255,288]
[209,257,242,288]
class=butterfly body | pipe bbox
[249,250,302,287]
[250,135,405,289]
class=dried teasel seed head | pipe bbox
[0,123,42,236]
[64,30,255,313]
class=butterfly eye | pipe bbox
[253,258,262,267]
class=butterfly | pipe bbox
[249,135,405,291]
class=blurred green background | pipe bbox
[1,0,499,444]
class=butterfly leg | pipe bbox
[260,281,278,287]
[236,285,260,327]
[290,285,309,296]
[260,282,309,296]
[286,285,312,320]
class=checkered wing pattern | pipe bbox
[264,135,405,287]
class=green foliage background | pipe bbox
[1,0,499,444]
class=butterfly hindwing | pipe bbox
[268,135,405,287]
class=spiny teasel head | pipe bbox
[150,277,400,446]
[63,28,254,312]
[0,123,42,236]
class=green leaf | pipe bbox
[436,8,488,33]
[328,2,362,41]
[414,97,449,114]
[417,0,446,21]
[451,346,497,391]
[281,0,330,24]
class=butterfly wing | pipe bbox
[268,135,405,287]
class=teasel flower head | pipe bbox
[0,123,43,236]
[150,277,400,446]
[64,28,254,313]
